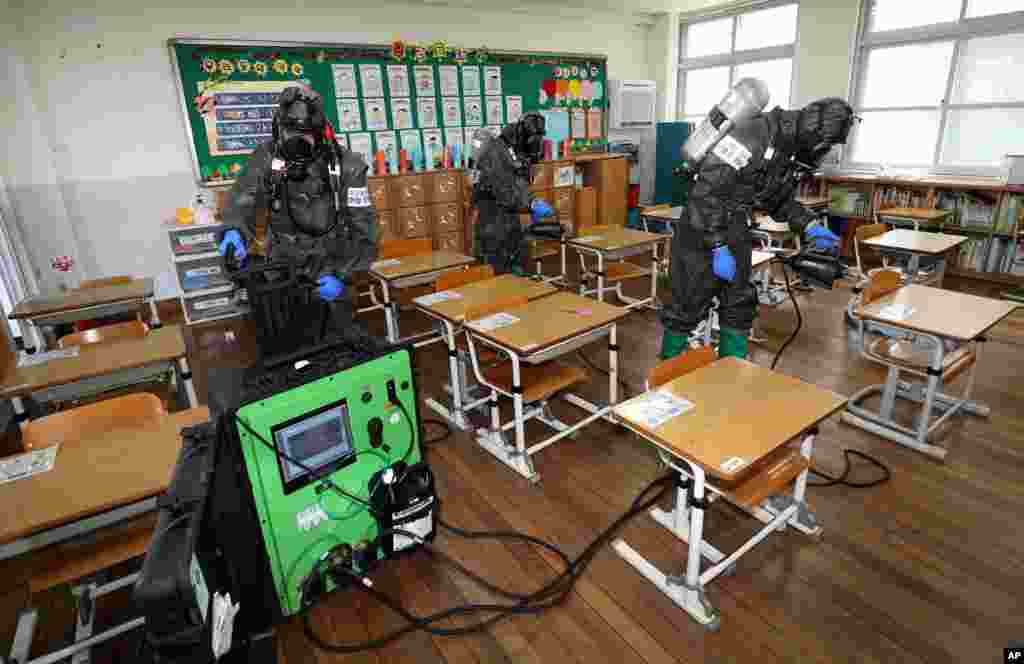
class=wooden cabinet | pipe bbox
[377,211,397,241]
[435,232,464,253]
[431,171,460,204]
[553,186,574,220]
[431,203,461,236]
[583,156,628,227]
[395,175,426,208]
[574,186,597,233]
[398,206,429,238]
[529,163,553,192]
[368,177,390,210]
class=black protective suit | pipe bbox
[222,86,378,347]
[662,99,854,342]
[472,114,546,274]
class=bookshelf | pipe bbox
[802,174,1024,286]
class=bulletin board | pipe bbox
[169,39,609,185]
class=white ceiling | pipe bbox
[418,0,736,23]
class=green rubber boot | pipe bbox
[660,330,689,360]
[718,327,749,360]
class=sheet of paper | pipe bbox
[387,65,411,97]
[336,99,361,132]
[877,303,916,321]
[332,64,357,98]
[438,65,459,96]
[587,108,603,139]
[348,133,372,164]
[400,129,423,159]
[485,96,504,126]
[483,66,502,95]
[464,97,483,126]
[417,97,438,129]
[359,64,384,97]
[617,390,695,430]
[375,131,398,167]
[422,129,443,167]
[372,258,402,269]
[442,98,462,127]
[17,346,79,368]
[571,108,587,139]
[390,98,413,130]
[414,290,465,306]
[0,445,59,485]
[413,65,436,97]
[461,65,481,96]
[506,95,523,123]
[468,312,521,332]
[574,235,604,243]
[445,127,465,148]
[363,98,388,131]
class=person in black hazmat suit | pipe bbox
[660,78,854,361]
[217,84,378,348]
[471,112,555,275]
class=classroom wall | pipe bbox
[3,0,651,298]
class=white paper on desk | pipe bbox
[574,235,604,243]
[617,391,694,430]
[468,312,520,332]
[414,290,465,306]
[0,445,59,485]
[877,303,915,321]
[372,259,401,270]
[16,347,79,368]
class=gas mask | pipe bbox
[273,87,327,179]
[502,112,546,168]
[795,98,854,168]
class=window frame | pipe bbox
[676,1,800,122]
[846,0,1024,176]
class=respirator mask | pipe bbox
[273,88,326,180]
[794,98,855,168]
[512,113,546,166]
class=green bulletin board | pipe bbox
[169,39,609,185]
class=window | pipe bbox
[677,3,799,126]
[849,0,1024,174]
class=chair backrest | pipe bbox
[79,275,133,289]
[862,269,902,306]
[58,319,149,349]
[21,393,167,451]
[436,264,494,292]
[854,223,890,275]
[465,295,528,322]
[379,238,433,260]
[646,346,717,390]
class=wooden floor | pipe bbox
[3,268,1023,663]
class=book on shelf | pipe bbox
[995,193,1022,236]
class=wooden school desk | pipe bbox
[639,205,681,235]
[567,226,670,310]
[1,413,205,664]
[612,358,846,630]
[877,207,952,231]
[369,251,476,344]
[9,278,160,351]
[0,325,197,422]
[751,216,802,253]
[413,274,558,431]
[861,228,967,287]
[845,283,1017,460]
[461,291,629,482]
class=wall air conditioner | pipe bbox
[608,80,656,130]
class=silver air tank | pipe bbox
[682,77,770,164]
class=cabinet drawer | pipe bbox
[168,225,221,256]
[176,253,231,292]
[529,164,553,192]
[395,175,426,207]
[398,206,430,238]
[377,211,397,241]
[552,186,574,217]
[185,289,243,324]
[434,232,464,253]
[431,203,462,235]
[368,178,391,210]
[431,171,460,203]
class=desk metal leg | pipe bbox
[177,357,198,408]
[608,325,618,406]
[596,253,606,303]
[425,321,470,431]
[148,299,162,329]
[380,280,399,343]
[11,397,28,424]
[8,608,37,664]
[510,356,538,482]
[613,463,720,631]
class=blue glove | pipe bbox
[711,245,737,282]
[530,199,555,222]
[218,230,246,263]
[317,275,345,302]
[806,224,840,253]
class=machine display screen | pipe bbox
[272,400,356,493]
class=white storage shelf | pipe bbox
[166,223,246,326]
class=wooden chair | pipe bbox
[58,319,149,349]
[79,275,133,289]
[575,225,650,303]
[20,393,165,451]
[853,223,899,282]
[645,349,810,510]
